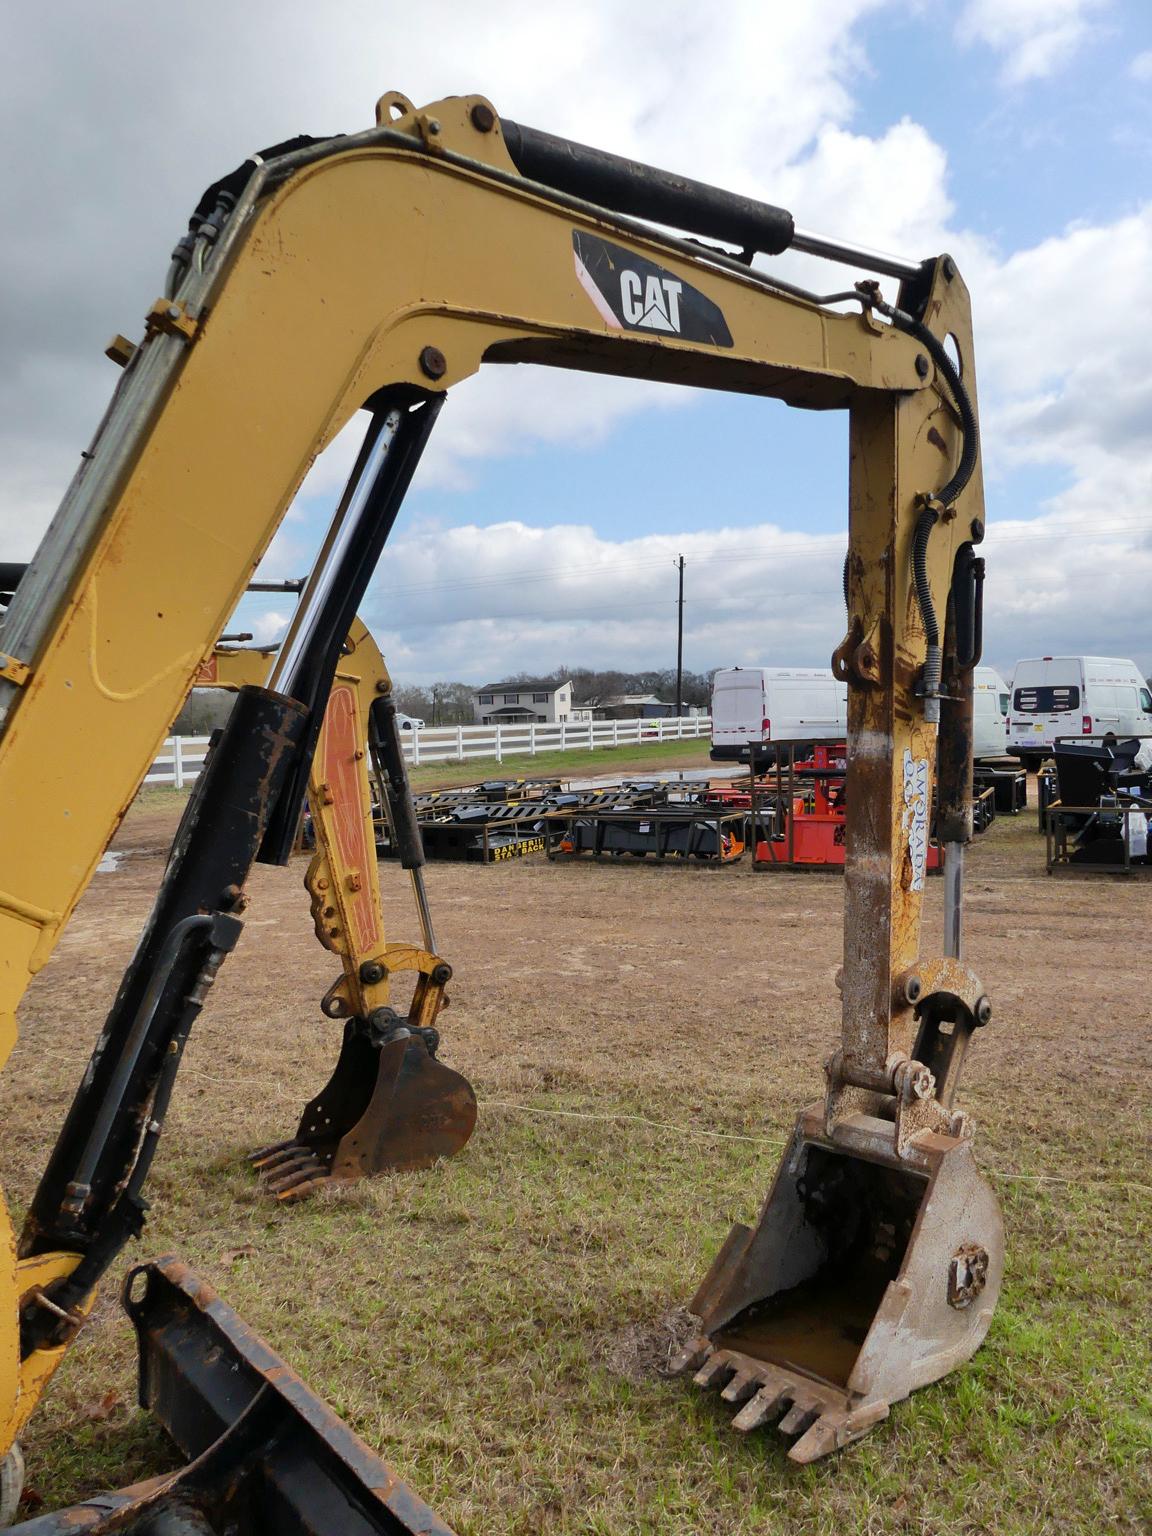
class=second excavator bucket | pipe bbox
[251,1018,477,1201]
[14,1256,456,1534]
[674,1105,1004,1461]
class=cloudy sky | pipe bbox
[4,1,1150,687]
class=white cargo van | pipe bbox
[973,666,1010,761]
[710,667,847,764]
[1007,656,1152,768]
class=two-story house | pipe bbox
[473,678,573,724]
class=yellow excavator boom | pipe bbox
[0,90,997,1523]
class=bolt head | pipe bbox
[910,1064,936,1099]
[470,103,496,133]
[419,345,447,380]
[975,995,992,1025]
[970,517,985,544]
[915,353,930,379]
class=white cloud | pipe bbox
[351,185,1152,686]
[957,0,1107,83]
[360,516,851,685]
[0,0,891,552]
[971,206,1152,476]
[1132,49,1152,81]
[6,1,1151,686]
[346,487,1152,688]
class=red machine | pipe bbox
[710,746,943,872]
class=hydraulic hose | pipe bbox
[912,506,942,715]
[870,291,980,718]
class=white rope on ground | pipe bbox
[479,1098,1152,1194]
[481,1098,783,1147]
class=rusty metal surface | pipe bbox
[15,1257,457,1533]
[678,1103,1004,1461]
[251,1029,477,1202]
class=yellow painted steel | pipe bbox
[207,621,448,1023]
[0,93,981,1453]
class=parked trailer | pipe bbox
[391,782,682,863]
[545,805,746,863]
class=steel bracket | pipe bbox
[0,654,30,687]
[144,298,200,344]
[832,617,883,688]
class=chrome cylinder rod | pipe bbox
[268,409,401,699]
[409,868,437,957]
[943,841,964,960]
[791,226,921,281]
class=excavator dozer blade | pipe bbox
[15,1256,456,1535]
[673,1106,1004,1462]
[251,1026,477,1201]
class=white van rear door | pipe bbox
[1012,662,1082,747]
[712,672,766,745]
[796,679,845,741]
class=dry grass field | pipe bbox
[5,797,1149,1533]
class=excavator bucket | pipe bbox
[673,1105,1004,1461]
[15,1256,456,1534]
[250,646,477,1203]
[250,1018,477,1201]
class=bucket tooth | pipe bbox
[669,1336,710,1376]
[777,1393,821,1438]
[274,1173,331,1204]
[731,1373,792,1432]
[248,1138,296,1167]
[265,1157,328,1195]
[263,1152,318,1185]
[254,1144,311,1174]
[719,1368,760,1405]
[692,1352,736,1391]
[787,1401,889,1464]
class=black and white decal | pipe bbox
[573,230,733,347]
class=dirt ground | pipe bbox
[97,789,1150,1127]
[4,792,1150,1532]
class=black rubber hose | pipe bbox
[874,297,980,508]
[912,506,942,706]
[871,292,979,710]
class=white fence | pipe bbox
[143,714,712,787]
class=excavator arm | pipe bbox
[207,620,477,1199]
[0,89,995,1520]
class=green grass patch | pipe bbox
[21,1085,1151,1533]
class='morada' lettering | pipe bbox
[619,270,683,332]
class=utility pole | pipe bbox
[675,553,685,717]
